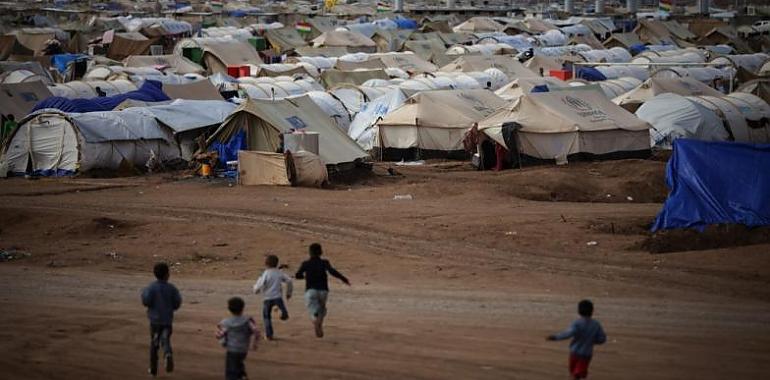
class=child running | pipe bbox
[217,297,259,380]
[295,243,350,338]
[141,262,182,377]
[252,254,293,340]
[547,299,607,380]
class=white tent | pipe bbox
[48,80,137,98]
[348,88,408,151]
[2,110,178,176]
[614,77,725,111]
[479,87,650,162]
[578,47,632,63]
[305,91,353,133]
[596,77,643,98]
[635,93,729,148]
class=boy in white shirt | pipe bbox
[252,255,293,340]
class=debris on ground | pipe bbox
[0,249,31,262]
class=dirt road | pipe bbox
[1,160,769,379]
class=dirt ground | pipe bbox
[1,159,769,380]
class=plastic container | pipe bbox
[249,36,267,51]
[549,70,572,81]
[227,66,241,78]
[182,47,203,64]
[200,163,212,177]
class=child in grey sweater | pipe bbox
[217,297,259,380]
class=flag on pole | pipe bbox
[659,0,673,13]
[296,22,312,34]
[377,2,391,12]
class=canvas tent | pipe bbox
[312,31,376,54]
[1,109,179,176]
[403,39,448,63]
[375,89,507,153]
[107,32,156,61]
[0,81,53,120]
[602,33,643,50]
[439,55,537,80]
[524,55,563,76]
[321,69,389,88]
[478,87,651,162]
[737,79,770,105]
[207,95,368,168]
[614,77,725,112]
[124,54,205,74]
[453,17,503,33]
[495,77,567,101]
[295,46,349,57]
[175,38,263,75]
[265,27,308,53]
[635,93,730,148]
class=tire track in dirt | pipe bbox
[5,200,767,299]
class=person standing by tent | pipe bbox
[2,114,17,142]
[295,243,350,338]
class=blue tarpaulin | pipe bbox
[51,54,87,73]
[211,129,247,168]
[629,43,648,56]
[652,139,770,231]
[394,16,418,29]
[31,80,170,113]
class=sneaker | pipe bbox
[165,355,174,373]
[280,314,289,321]
[148,367,157,377]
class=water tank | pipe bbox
[595,0,605,14]
[699,0,710,14]
[284,132,320,155]
[564,0,575,14]
[626,0,638,13]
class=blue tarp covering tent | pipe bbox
[563,63,607,81]
[211,129,247,169]
[31,80,170,113]
[51,54,88,73]
[629,43,647,55]
[394,16,418,30]
[652,139,770,231]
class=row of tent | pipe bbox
[6,76,768,177]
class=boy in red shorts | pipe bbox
[547,300,607,379]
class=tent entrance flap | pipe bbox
[501,122,522,169]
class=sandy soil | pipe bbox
[1,160,769,380]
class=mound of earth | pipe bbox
[640,225,770,254]
[496,159,668,203]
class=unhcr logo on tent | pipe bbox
[562,95,593,112]
[561,95,609,122]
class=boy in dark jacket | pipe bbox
[295,243,350,338]
[141,262,182,377]
[547,300,607,380]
